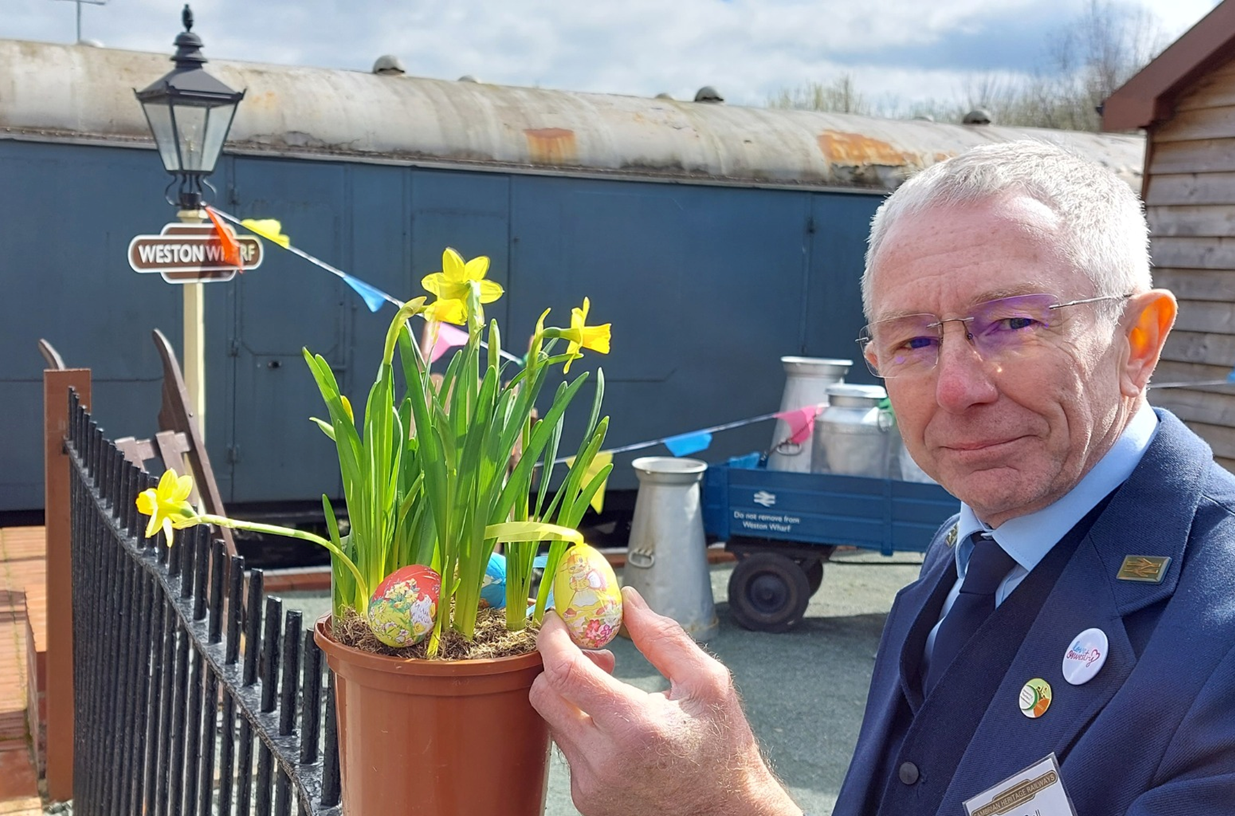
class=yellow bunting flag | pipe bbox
[240,218,291,248]
[565,451,614,514]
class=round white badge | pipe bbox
[1061,627,1109,685]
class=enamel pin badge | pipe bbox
[1019,678,1053,719]
[1062,628,1108,685]
[1116,555,1170,583]
[945,524,959,548]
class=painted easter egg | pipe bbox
[367,564,441,648]
[552,543,623,649]
[479,552,507,610]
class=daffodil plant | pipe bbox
[137,247,612,659]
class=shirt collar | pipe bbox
[953,402,1158,574]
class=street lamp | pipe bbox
[135,4,244,210]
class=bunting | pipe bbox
[204,207,242,270]
[773,405,819,446]
[664,431,713,457]
[428,322,471,363]
[210,207,524,362]
[564,451,614,513]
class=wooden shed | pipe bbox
[1103,0,1235,472]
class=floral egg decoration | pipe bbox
[367,565,441,648]
[552,543,623,649]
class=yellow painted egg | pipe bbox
[367,565,441,647]
[552,543,623,649]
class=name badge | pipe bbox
[964,754,1077,816]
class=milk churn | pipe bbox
[890,433,938,483]
[623,457,718,641]
[767,357,852,473]
[811,384,893,478]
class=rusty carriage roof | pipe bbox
[0,39,1144,192]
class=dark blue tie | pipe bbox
[924,533,1016,694]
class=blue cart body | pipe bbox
[702,463,958,556]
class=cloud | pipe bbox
[0,0,1222,109]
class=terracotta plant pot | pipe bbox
[314,616,551,815]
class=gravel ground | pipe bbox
[273,549,924,816]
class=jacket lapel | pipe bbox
[897,553,955,712]
[836,524,957,813]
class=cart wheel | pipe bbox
[728,552,811,633]
[802,559,824,596]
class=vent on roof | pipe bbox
[694,86,724,103]
[373,55,406,75]
[962,108,992,125]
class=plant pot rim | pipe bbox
[313,615,544,676]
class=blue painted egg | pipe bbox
[479,552,507,609]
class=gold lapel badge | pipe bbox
[1117,555,1171,584]
[944,524,958,548]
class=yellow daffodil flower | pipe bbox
[420,248,504,307]
[240,219,291,248]
[340,395,354,423]
[423,297,468,326]
[561,298,611,373]
[135,469,199,547]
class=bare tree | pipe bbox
[766,74,870,115]
[765,0,1168,132]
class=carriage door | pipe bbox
[225,159,348,504]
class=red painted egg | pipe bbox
[367,564,441,647]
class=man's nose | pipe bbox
[934,322,998,411]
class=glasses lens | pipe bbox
[967,294,1058,358]
[862,314,940,377]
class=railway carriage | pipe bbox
[0,39,1144,527]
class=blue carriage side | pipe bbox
[701,461,957,632]
[702,463,957,556]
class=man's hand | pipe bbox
[531,586,802,816]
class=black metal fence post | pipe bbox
[65,399,342,816]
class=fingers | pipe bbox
[536,612,641,726]
[621,587,730,699]
[528,671,592,759]
[583,648,616,674]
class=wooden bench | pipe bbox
[39,332,236,557]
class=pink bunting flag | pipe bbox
[428,322,470,363]
[774,405,819,445]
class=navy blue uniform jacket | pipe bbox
[833,410,1235,815]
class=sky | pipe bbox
[0,0,1224,108]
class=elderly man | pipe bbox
[531,141,1235,815]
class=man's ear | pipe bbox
[1120,290,1177,397]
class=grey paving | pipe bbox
[275,550,924,816]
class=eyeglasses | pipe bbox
[857,293,1131,379]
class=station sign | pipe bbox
[128,222,263,284]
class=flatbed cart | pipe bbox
[701,463,958,632]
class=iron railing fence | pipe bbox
[66,390,342,816]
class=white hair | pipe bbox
[861,140,1151,319]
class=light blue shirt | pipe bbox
[922,403,1159,671]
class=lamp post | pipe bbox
[135,3,244,437]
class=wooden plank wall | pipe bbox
[1144,56,1235,473]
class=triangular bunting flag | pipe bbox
[774,405,819,445]
[428,322,471,363]
[205,207,242,269]
[341,273,391,313]
[664,431,712,457]
[565,451,614,514]
[240,218,291,248]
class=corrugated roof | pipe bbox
[1,39,1144,191]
